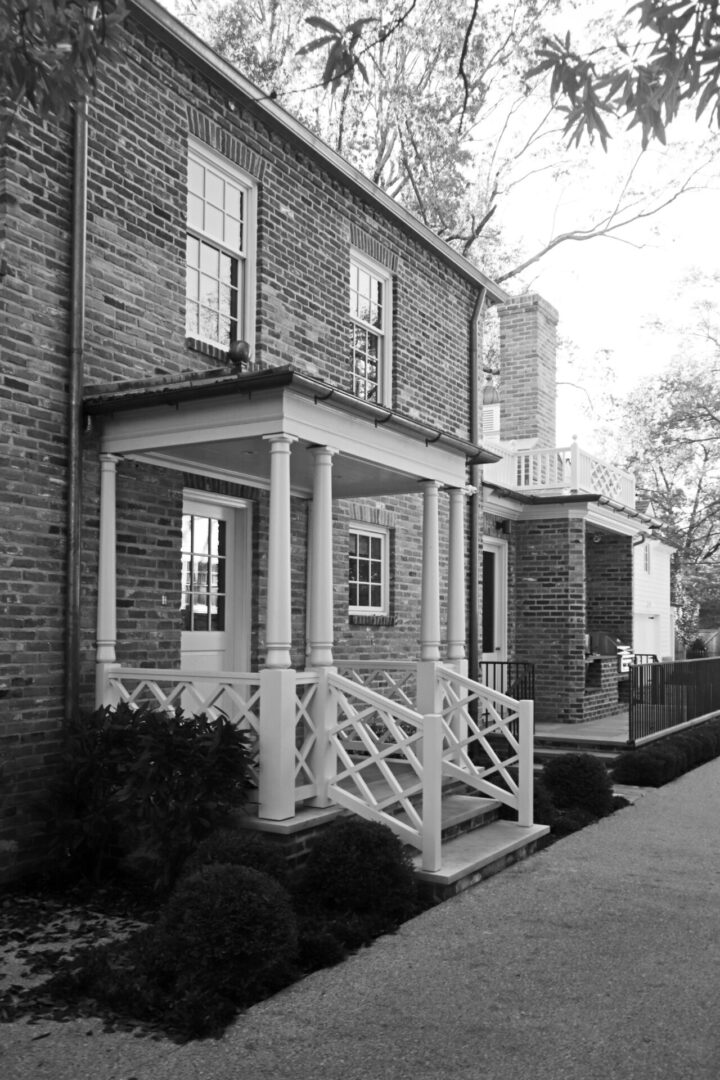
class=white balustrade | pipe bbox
[483,441,636,507]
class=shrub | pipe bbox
[297,818,418,934]
[180,828,290,887]
[613,745,683,787]
[541,753,614,819]
[551,807,596,837]
[532,779,557,827]
[50,703,254,890]
[144,864,298,1035]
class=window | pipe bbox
[181,511,227,631]
[349,525,389,614]
[349,252,392,404]
[186,140,255,350]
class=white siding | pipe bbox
[633,539,674,659]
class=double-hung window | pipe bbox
[349,251,392,404]
[349,525,389,615]
[186,140,255,351]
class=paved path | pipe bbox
[3,759,719,1080]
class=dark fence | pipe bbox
[629,658,720,742]
[479,661,535,701]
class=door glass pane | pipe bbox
[482,550,495,652]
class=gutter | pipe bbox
[65,100,88,720]
[84,365,501,465]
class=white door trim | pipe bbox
[482,535,508,663]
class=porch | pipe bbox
[86,367,546,880]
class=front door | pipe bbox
[180,493,251,673]
[481,537,508,683]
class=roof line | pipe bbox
[129,0,507,304]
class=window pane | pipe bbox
[370,585,382,607]
[370,537,382,559]
[199,308,219,342]
[188,159,204,197]
[187,193,203,230]
[205,203,223,240]
[205,170,224,208]
[186,235,199,268]
[192,517,209,555]
[200,242,218,275]
[224,215,241,250]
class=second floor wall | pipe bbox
[2,1,501,443]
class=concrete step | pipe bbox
[392,793,502,843]
[412,820,550,901]
[533,744,621,768]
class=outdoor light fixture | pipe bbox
[482,375,500,405]
[227,339,251,368]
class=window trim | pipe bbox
[186,136,257,353]
[348,523,390,616]
[349,247,393,406]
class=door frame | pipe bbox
[481,535,508,663]
[181,489,253,672]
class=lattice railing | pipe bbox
[435,665,533,822]
[336,660,417,709]
[106,667,262,783]
[484,441,635,508]
[294,672,319,800]
[326,671,427,851]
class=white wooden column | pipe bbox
[95,452,120,705]
[420,479,441,662]
[308,446,336,667]
[264,433,296,669]
[446,486,467,666]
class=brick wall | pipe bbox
[586,532,634,646]
[498,294,558,447]
[0,6,493,880]
[513,515,587,723]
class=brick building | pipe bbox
[1,0,655,882]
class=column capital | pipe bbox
[263,432,298,447]
[308,444,339,459]
[98,452,122,466]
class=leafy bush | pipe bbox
[297,818,418,934]
[50,703,254,890]
[613,744,684,786]
[532,779,557,827]
[541,753,614,819]
[551,806,597,838]
[180,828,290,887]
[53,863,298,1040]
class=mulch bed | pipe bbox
[0,885,161,1035]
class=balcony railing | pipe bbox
[483,438,635,509]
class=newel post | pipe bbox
[517,698,534,827]
[421,712,443,872]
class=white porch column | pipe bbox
[420,479,441,662]
[308,446,336,667]
[446,486,467,666]
[95,453,120,705]
[264,433,296,669]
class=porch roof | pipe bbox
[85,365,500,498]
[483,483,660,536]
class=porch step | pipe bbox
[392,793,502,843]
[533,739,626,770]
[412,820,550,901]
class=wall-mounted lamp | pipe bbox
[495,519,509,534]
[227,339,251,369]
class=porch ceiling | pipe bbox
[85,366,496,498]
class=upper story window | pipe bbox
[349,251,392,405]
[186,140,256,351]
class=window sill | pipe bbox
[349,614,395,627]
[186,337,228,364]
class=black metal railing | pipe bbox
[629,657,720,742]
[479,661,535,701]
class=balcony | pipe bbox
[483,438,636,509]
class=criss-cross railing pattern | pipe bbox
[326,671,427,851]
[436,665,532,821]
[294,673,320,799]
[336,660,417,709]
[106,667,263,781]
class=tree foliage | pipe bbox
[608,293,720,639]
[0,0,126,135]
[529,1,720,148]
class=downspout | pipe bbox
[64,99,89,720]
[468,286,488,685]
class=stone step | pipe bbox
[412,820,550,901]
[392,793,502,843]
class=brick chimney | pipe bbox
[497,293,558,448]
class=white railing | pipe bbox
[484,439,635,508]
[435,664,533,825]
[294,672,320,801]
[326,671,441,869]
[106,666,263,785]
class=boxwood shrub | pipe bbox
[612,717,720,787]
[541,752,614,819]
